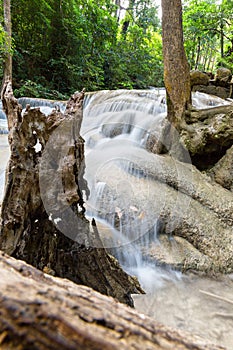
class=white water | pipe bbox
[0,102,8,134]
[0,90,232,348]
[82,90,168,289]
[0,135,10,201]
[80,90,233,349]
[81,90,232,290]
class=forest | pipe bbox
[0,0,233,98]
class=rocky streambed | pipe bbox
[81,89,233,349]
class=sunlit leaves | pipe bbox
[1,0,162,95]
[183,0,233,70]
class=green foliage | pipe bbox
[183,0,233,71]
[13,80,68,99]
[0,2,13,73]
[3,0,233,95]
[104,26,163,89]
[1,0,163,95]
[183,0,219,70]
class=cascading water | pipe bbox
[18,97,66,114]
[82,89,172,290]
[80,91,233,349]
[0,90,233,348]
[0,97,66,134]
[0,102,8,134]
[81,89,232,291]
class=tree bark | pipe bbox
[0,81,143,307]
[0,251,225,350]
[158,0,192,160]
[161,0,191,130]
[195,36,201,70]
[2,0,12,86]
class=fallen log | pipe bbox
[0,251,225,350]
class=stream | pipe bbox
[0,90,233,349]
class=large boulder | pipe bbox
[90,144,233,274]
[207,145,233,191]
[191,68,233,98]
[215,67,232,84]
[190,70,210,87]
[181,104,233,169]
[192,85,230,99]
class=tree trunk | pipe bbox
[0,81,143,307]
[161,0,191,130]
[2,0,12,86]
[195,37,201,70]
[0,251,224,350]
[220,8,224,60]
[158,0,191,160]
[115,0,121,22]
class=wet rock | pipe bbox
[146,235,212,272]
[101,122,132,138]
[93,153,233,274]
[181,104,233,169]
[192,85,230,99]
[191,68,233,98]
[207,145,233,191]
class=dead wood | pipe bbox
[0,81,142,306]
[0,251,225,350]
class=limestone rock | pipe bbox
[192,85,230,99]
[191,68,233,98]
[181,104,233,169]
[207,145,233,191]
[215,67,232,84]
[93,152,233,274]
[190,70,210,87]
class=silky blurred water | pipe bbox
[0,91,232,348]
[0,135,9,202]
[81,90,233,349]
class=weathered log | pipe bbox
[0,81,143,306]
[0,251,225,350]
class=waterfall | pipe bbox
[0,90,232,347]
[81,89,232,290]
[0,90,231,290]
[0,97,66,133]
[0,102,8,134]
[18,97,66,111]
[82,89,172,290]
